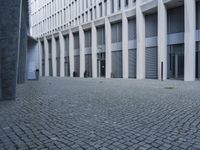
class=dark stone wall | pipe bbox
[0,0,21,100]
[0,55,2,99]
[18,0,29,84]
[0,0,29,100]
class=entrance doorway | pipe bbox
[97,53,106,77]
[196,42,200,79]
[168,44,184,80]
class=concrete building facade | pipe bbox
[30,0,200,81]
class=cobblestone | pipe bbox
[0,77,200,149]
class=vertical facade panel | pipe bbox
[74,33,80,49]
[97,53,106,77]
[85,30,91,48]
[111,51,122,78]
[64,35,70,76]
[41,42,45,76]
[74,55,80,77]
[196,3,200,78]
[145,13,157,37]
[128,49,136,78]
[85,54,92,77]
[197,2,200,30]
[74,32,80,77]
[167,6,184,34]
[145,47,158,79]
[48,39,53,76]
[111,22,122,43]
[167,44,184,79]
[65,56,70,76]
[128,19,136,40]
[56,38,60,76]
[97,26,105,45]
[196,42,200,78]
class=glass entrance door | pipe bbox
[177,54,184,79]
[168,44,184,80]
[97,53,106,77]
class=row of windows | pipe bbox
[34,3,200,40]
[31,0,136,37]
[41,4,200,52]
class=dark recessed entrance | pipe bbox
[168,44,184,80]
[97,53,106,77]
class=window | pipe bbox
[97,26,105,45]
[85,30,91,47]
[118,0,121,10]
[111,0,114,13]
[90,9,93,21]
[125,0,129,7]
[111,22,122,43]
[74,33,80,49]
[82,0,84,11]
[86,0,88,8]
[104,0,107,16]
[86,11,88,22]
[94,6,97,19]
[99,3,102,17]
[82,14,84,23]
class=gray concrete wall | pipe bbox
[0,0,29,100]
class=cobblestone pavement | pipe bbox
[0,78,200,150]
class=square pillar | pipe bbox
[52,35,57,77]
[92,23,97,78]
[136,1,145,79]
[184,0,196,81]
[79,26,85,78]
[105,17,112,78]
[69,30,74,77]
[59,32,65,77]
[122,13,128,79]
[158,0,167,80]
[0,0,22,100]
[44,37,49,76]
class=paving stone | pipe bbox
[0,78,200,149]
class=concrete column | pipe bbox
[0,0,22,100]
[52,35,57,77]
[92,22,97,78]
[59,32,65,77]
[158,0,167,80]
[44,37,49,76]
[122,13,128,79]
[79,26,85,78]
[69,30,74,77]
[136,1,145,79]
[184,0,196,81]
[105,17,112,78]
